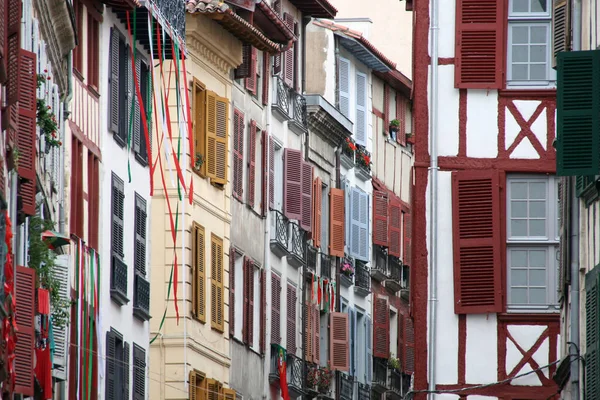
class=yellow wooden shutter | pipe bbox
[211,234,225,332]
[205,91,229,185]
[206,379,221,400]
[192,223,206,322]
[193,79,207,177]
[222,388,236,400]
[189,371,197,400]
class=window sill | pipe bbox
[87,85,100,99]
[134,152,149,167]
[505,306,560,314]
[113,134,126,149]
[499,88,557,98]
[73,69,84,82]
[580,183,600,207]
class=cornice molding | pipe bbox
[186,31,240,77]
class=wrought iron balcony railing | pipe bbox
[372,357,389,392]
[288,222,305,268]
[386,256,403,293]
[307,245,318,274]
[272,76,291,120]
[390,369,402,395]
[354,260,370,296]
[371,245,389,282]
[320,253,332,279]
[357,383,371,400]
[286,354,303,398]
[340,373,354,400]
[270,210,290,258]
[133,273,151,321]
[110,255,129,305]
[289,90,307,133]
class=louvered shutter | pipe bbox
[261,131,268,216]
[223,388,236,400]
[397,94,407,146]
[305,301,313,362]
[260,269,266,354]
[133,345,146,400]
[111,175,125,258]
[312,177,322,248]
[452,170,502,314]
[349,308,355,375]
[189,371,197,400]
[247,120,257,207]
[14,266,34,395]
[373,296,389,358]
[17,50,36,213]
[6,0,21,106]
[207,379,220,400]
[271,273,281,344]
[586,266,600,398]
[373,191,389,247]
[142,60,152,162]
[384,85,390,128]
[206,91,229,185]
[355,72,367,145]
[286,284,297,355]
[329,188,345,257]
[556,50,600,176]
[388,200,402,257]
[0,0,6,82]
[243,257,249,343]
[235,44,252,79]
[454,0,504,89]
[398,311,405,370]
[53,254,70,378]
[232,109,244,199]
[193,223,206,322]
[133,54,142,155]
[134,195,147,276]
[338,57,350,117]
[301,160,313,231]
[269,137,275,208]
[108,28,119,133]
[314,305,320,364]
[245,47,258,94]
[123,342,130,400]
[229,248,235,336]
[403,212,412,265]
[211,235,225,331]
[330,312,349,371]
[552,0,571,68]
[366,317,372,382]
[247,259,255,345]
[105,332,116,400]
[350,188,369,261]
[283,13,294,87]
[262,52,270,105]
[405,316,415,374]
[284,148,303,220]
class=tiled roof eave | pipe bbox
[336,34,394,72]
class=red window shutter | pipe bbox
[283,13,294,87]
[245,47,258,94]
[405,315,415,374]
[261,131,268,217]
[293,22,299,91]
[247,120,257,207]
[242,256,249,343]
[262,52,270,105]
[260,268,266,354]
[248,260,254,345]
[5,0,21,106]
[329,188,345,257]
[330,312,349,371]
[454,0,504,89]
[373,295,389,358]
[403,212,412,265]
[17,49,36,179]
[0,0,5,79]
[235,44,252,79]
[271,273,281,344]
[313,305,320,364]
[233,109,244,200]
[312,177,322,248]
[15,266,35,396]
[398,310,405,370]
[286,284,297,355]
[397,94,407,146]
[304,301,313,362]
[452,170,502,314]
[383,85,390,128]
[300,160,313,232]
[229,248,235,337]
[269,137,275,209]
[283,148,302,221]
[373,191,389,247]
[388,200,402,257]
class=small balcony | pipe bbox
[386,257,403,293]
[133,273,151,321]
[340,373,354,400]
[371,246,389,282]
[287,222,305,269]
[110,255,129,305]
[286,354,304,398]
[320,253,332,280]
[389,369,403,399]
[289,90,308,135]
[354,261,370,296]
[272,76,291,121]
[270,210,290,258]
[357,383,371,400]
[307,245,318,275]
[372,357,389,393]
[269,343,283,383]
[340,256,354,287]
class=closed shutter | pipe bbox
[243,257,255,346]
[552,0,571,68]
[366,317,372,382]
[283,13,294,87]
[373,295,389,358]
[405,316,415,374]
[384,85,390,129]
[314,305,320,364]
[312,177,322,248]
[355,72,367,146]
[229,248,235,336]
[245,46,258,94]
[247,120,257,207]
[14,266,34,395]
[6,0,21,106]
[17,49,36,214]
[233,109,244,199]
[133,344,146,400]
[329,188,345,257]
[124,342,130,400]
[454,0,504,89]
[269,137,275,208]
[133,54,142,155]
[207,379,220,400]
[105,331,116,400]
[260,269,266,353]
[262,52,270,105]
[388,200,402,257]
[134,195,147,276]
[271,273,282,344]
[300,160,313,231]
[373,191,389,247]
[235,43,252,79]
[222,388,236,400]
[143,61,152,162]
[556,50,600,176]
[286,284,297,354]
[53,255,70,378]
[261,131,268,216]
[111,174,125,258]
[305,301,313,362]
[206,91,229,185]
[284,148,303,220]
[586,265,600,399]
[398,311,405,371]
[330,312,349,371]
[349,308,355,375]
[452,170,502,314]
[192,223,206,322]
[211,234,225,331]
[338,57,350,118]
[350,188,369,261]
[403,212,412,265]
[243,257,248,343]
[397,94,407,146]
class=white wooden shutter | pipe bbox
[350,187,369,261]
[52,254,70,380]
[338,57,350,118]
[22,0,32,51]
[366,317,372,382]
[355,72,367,146]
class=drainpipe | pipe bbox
[427,0,440,395]
[60,51,73,235]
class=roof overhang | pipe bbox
[287,0,337,18]
[374,69,412,98]
[305,94,353,145]
[335,33,393,73]
[254,1,295,43]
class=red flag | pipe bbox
[277,346,290,400]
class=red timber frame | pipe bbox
[411,1,558,399]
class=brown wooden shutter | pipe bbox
[452,170,502,314]
[248,260,255,345]
[552,0,571,68]
[6,0,20,106]
[211,234,225,331]
[283,13,294,87]
[262,52,270,105]
[189,371,197,400]
[388,200,402,257]
[0,0,6,80]
[330,312,349,371]
[383,85,390,128]
[229,247,235,336]
[284,148,303,220]
[260,268,266,354]
[454,0,504,89]
[404,212,412,265]
[245,47,258,94]
[17,49,36,202]
[329,188,345,257]
[206,379,219,400]
[193,223,206,323]
[398,311,405,371]
[206,91,229,185]
[286,284,297,354]
[397,94,407,146]
[15,266,34,395]
[261,131,268,216]
[373,191,389,247]
[233,109,244,199]
[243,256,249,343]
[312,177,322,248]
[373,295,389,358]
[301,160,313,231]
[271,273,281,344]
[405,316,415,374]
[313,305,320,364]
[222,388,236,400]
[247,120,257,207]
[235,44,252,79]
[304,301,313,362]
[269,137,275,209]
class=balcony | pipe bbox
[357,383,371,400]
[288,222,305,269]
[307,245,318,275]
[289,90,308,135]
[270,210,290,258]
[340,373,354,400]
[110,256,129,305]
[371,246,389,282]
[272,76,291,121]
[386,257,403,293]
[269,344,282,383]
[389,369,402,399]
[286,354,304,398]
[133,273,151,321]
[320,253,332,280]
[354,261,370,296]
[340,256,354,287]
[372,357,389,393]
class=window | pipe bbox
[210,234,225,332]
[192,79,206,176]
[87,13,99,89]
[189,371,236,400]
[274,143,284,211]
[105,329,129,400]
[507,175,559,310]
[247,120,259,208]
[389,308,398,362]
[242,257,259,347]
[70,137,84,238]
[321,184,329,253]
[132,344,146,400]
[192,223,206,322]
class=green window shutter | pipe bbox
[557,50,600,176]
[585,265,600,399]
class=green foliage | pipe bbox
[28,215,69,328]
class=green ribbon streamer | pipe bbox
[127,9,138,183]
[173,40,183,201]
[150,266,173,345]
[87,251,94,400]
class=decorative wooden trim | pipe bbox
[458,314,466,385]
[69,120,102,161]
[372,107,384,119]
[458,89,467,157]
[498,313,560,324]
[437,157,556,173]
[435,383,558,398]
[499,89,557,99]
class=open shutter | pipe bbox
[329,188,345,257]
[556,50,600,176]
[17,49,36,213]
[350,188,369,261]
[349,308,355,375]
[123,342,130,400]
[235,43,252,79]
[206,91,229,185]
[284,148,303,220]
[312,177,322,248]
[286,284,297,355]
[105,332,116,400]
[247,120,257,207]
[211,235,225,331]
[14,266,34,395]
[397,94,407,146]
[223,388,236,400]
[373,295,389,358]
[271,273,281,344]
[314,305,320,364]
[6,0,21,106]
[189,371,197,400]
[338,57,350,118]
[403,212,412,265]
[243,257,249,343]
[193,223,206,322]
[366,317,372,382]
[233,109,244,199]
[552,0,571,68]
[248,259,255,345]
[262,52,270,105]
[355,72,367,145]
[245,47,258,94]
[586,266,600,399]
[229,248,235,336]
[133,54,142,155]
[269,137,275,208]
[301,160,313,232]
[405,316,415,374]
[283,13,294,87]
[388,200,402,257]
[452,170,502,314]
[133,345,146,400]
[261,131,268,216]
[398,311,405,370]
[134,195,147,276]
[373,191,389,247]
[305,301,313,363]
[108,28,119,134]
[53,255,70,378]
[260,269,266,353]
[454,0,504,89]
[330,312,349,371]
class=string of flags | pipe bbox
[310,274,336,313]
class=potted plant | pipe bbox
[388,355,401,371]
[306,364,319,388]
[341,137,356,169]
[318,364,334,393]
[37,99,62,150]
[341,261,354,278]
[194,153,205,172]
[389,119,400,133]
